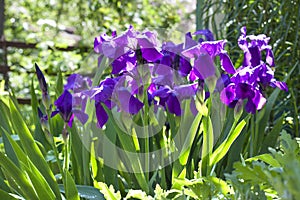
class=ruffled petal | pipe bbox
[236,83,255,99]
[166,93,181,116]
[141,48,163,62]
[95,102,108,128]
[270,80,288,92]
[117,88,144,114]
[219,52,236,74]
[73,109,89,125]
[193,51,215,79]
[193,29,214,41]
[54,90,73,122]
[220,84,236,105]
[179,56,192,76]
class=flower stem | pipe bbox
[51,138,64,180]
[142,91,150,182]
[63,123,70,172]
[46,109,65,181]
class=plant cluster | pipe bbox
[0,25,294,199]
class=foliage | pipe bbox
[76,131,300,200]
[0,96,105,199]
[226,131,300,200]
[0,1,298,199]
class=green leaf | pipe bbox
[246,154,280,167]
[125,189,151,200]
[201,116,214,175]
[8,98,62,199]
[1,131,19,167]
[179,113,202,165]
[101,120,118,187]
[208,176,231,195]
[59,185,104,200]
[260,115,284,154]
[70,124,91,185]
[105,108,149,193]
[95,182,121,200]
[64,171,80,200]
[1,127,56,199]
[92,57,108,87]
[76,185,105,200]
[0,176,10,193]
[210,116,248,167]
[0,99,12,133]
[21,160,56,200]
[178,101,202,165]
[233,161,269,184]
[0,153,39,200]
[0,189,17,200]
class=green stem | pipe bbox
[253,113,259,155]
[250,115,255,157]
[142,91,149,182]
[46,110,64,181]
[51,138,64,180]
[63,124,70,172]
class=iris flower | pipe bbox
[64,74,92,113]
[151,83,198,116]
[52,90,88,127]
[182,39,235,80]
[94,26,163,75]
[88,77,144,128]
[220,27,288,114]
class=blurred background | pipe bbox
[0,0,299,135]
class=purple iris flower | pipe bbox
[88,78,116,128]
[216,74,231,92]
[238,26,275,67]
[64,74,92,113]
[220,27,288,114]
[194,29,214,42]
[185,32,198,49]
[136,31,163,62]
[220,64,286,113]
[89,76,144,128]
[116,87,144,114]
[64,74,92,92]
[151,83,198,116]
[159,41,192,77]
[182,40,235,79]
[152,85,181,116]
[52,90,88,127]
[94,26,163,75]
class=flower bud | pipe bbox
[35,63,51,109]
[38,108,53,145]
